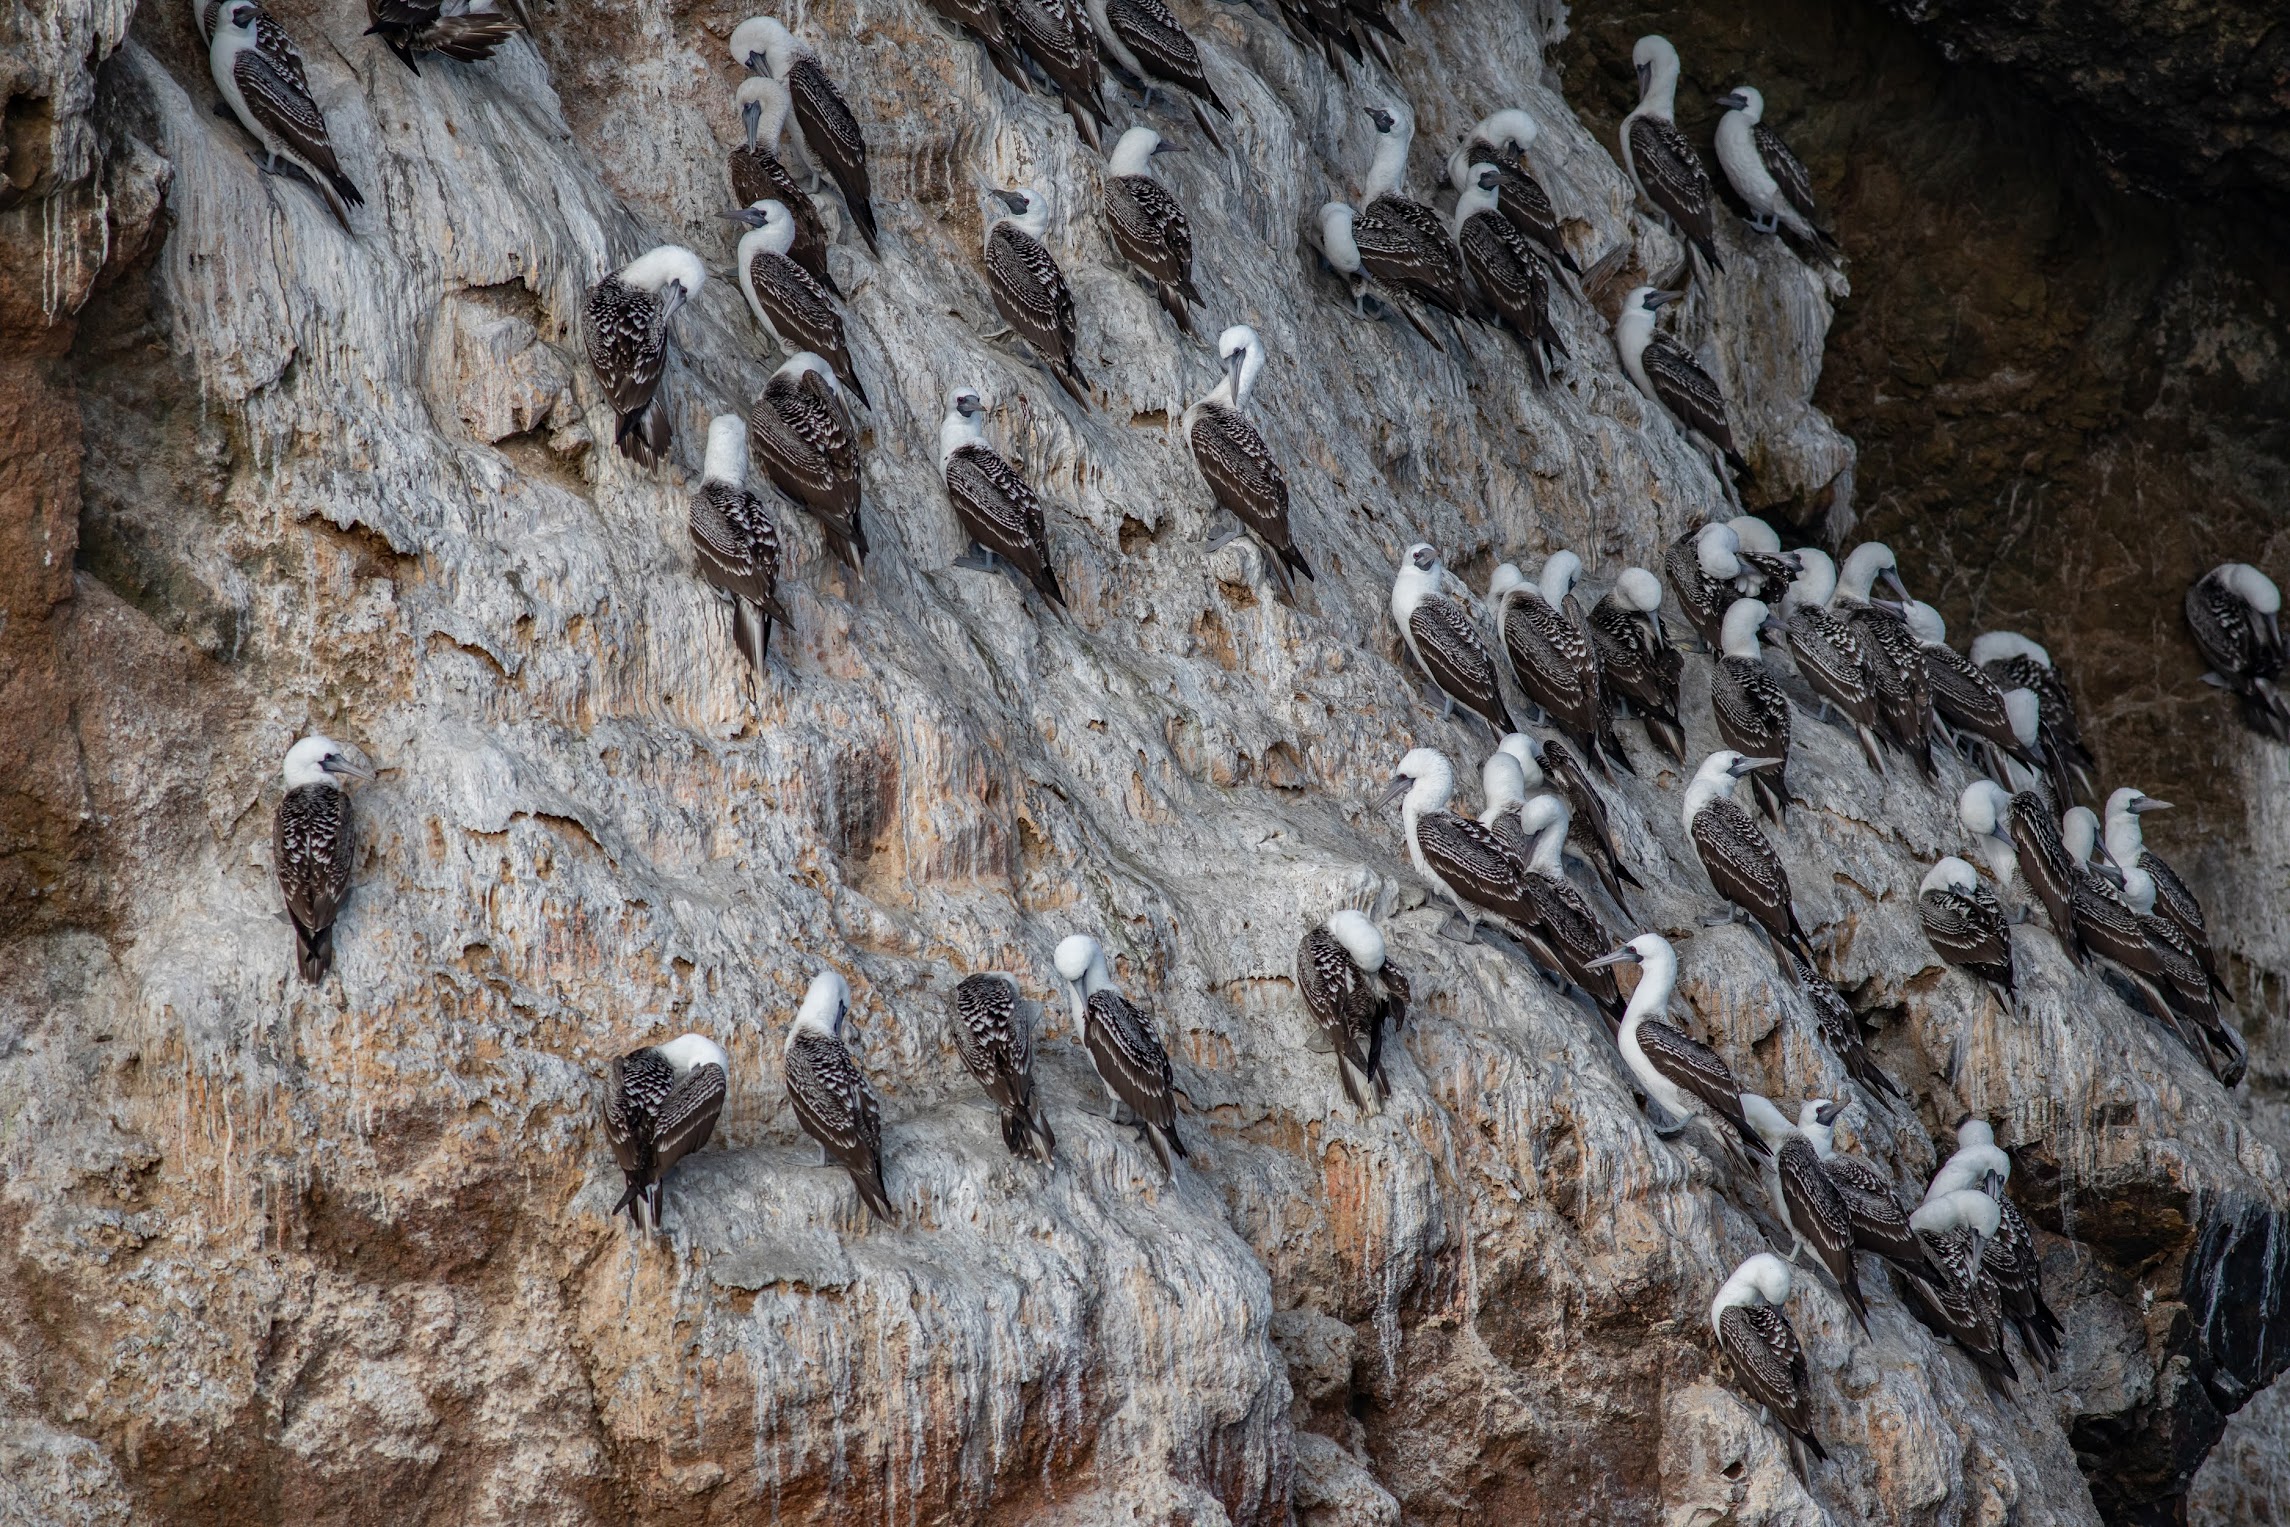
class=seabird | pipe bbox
[1453,164,1565,385]
[2103,788,2220,991]
[922,0,1033,93]
[2060,805,2201,1046]
[1476,754,1570,979]
[1778,549,1886,773]
[1510,793,1626,1021]
[1615,288,1747,478]
[604,1033,728,1235]
[1445,109,1580,275]
[274,735,371,982]
[1053,934,1188,1173]
[1003,0,1110,151]
[1489,553,1622,775]
[1925,1121,2062,1366]
[584,244,705,468]
[210,3,365,228]
[951,973,1057,1163]
[1900,1188,2016,1381]
[1955,780,2027,905]
[2120,866,2244,1081]
[1727,516,1802,600]
[1621,35,1722,271]
[1312,201,1446,350]
[938,387,1066,609]
[726,200,870,405]
[1740,1093,1870,1329]
[1714,87,1836,248]
[1498,730,1640,910]
[984,186,1093,409]
[1971,631,2094,791]
[1588,567,1686,764]
[1918,856,2014,1002]
[1683,751,1815,975]
[1833,543,1934,779]
[1712,598,1792,822]
[750,351,867,570]
[783,970,895,1220]
[732,18,880,253]
[1665,522,1748,649]
[1790,951,1904,1104]
[1103,127,1201,335]
[1798,1099,1927,1272]
[2185,562,2290,740]
[729,76,840,296]
[1710,1253,1827,1463]
[363,0,518,76]
[1186,326,1313,595]
[1374,747,1540,939]
[1084,0,1230,147]
[1354,104,1475,323]
[690,413,789,673]
[1295,911,1410,1109]
[1586,933,1769,1157]
[1898,600,2038,777]
[1393,546,1513,737]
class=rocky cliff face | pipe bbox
[2,0,2284,1523]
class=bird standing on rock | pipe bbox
[732,18,881,253]
[604,1034,728,1236]
[1187,326,1312,597]
[1621,35,1722,272]
[274,735,372,983]
[585,245,706,467]
[210,2,365,229]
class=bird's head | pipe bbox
[283,735,373,790]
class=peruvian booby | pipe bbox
[1926,1122,2061,1367]
[951,973,1057,1163]
[1498,730,1641,909]
[1714,87,1836,248]
[2120,866,2244,1081]
[1586,933,1769,1157]
[1832,543,1934,779]
[1971,631,2094,791]
[1710,1253,1827,1463]
[274,735,371,983]
[604,1033,728,1235]
[1187,326,1313,595]
[1512,793,1626,1022]
[1615,288,1747,478]
[1084,0,1229,147]
[2061,805,2198,1045]
[730,77,840,297]
[363,0,518,76]
[584,245,705,468]
[939,387,1066,608]
[2186,562,2289,740]
[922,0,1034,93]
[1446,109,1580,275]
[1798,1099,1928,1273]
[1791,952,1904,1104]
[1054,934,1188,1173]
[1621,35,1722,271]
[691,413,789,673]
[1954,780,2026,903]
[1477,757,1579,980]
[2103,788,2219,990]
[1918,856,2014,1001]
[1355,104,1475,322]
[1727,516,1802,600]
[1453,164,1565,385]
[1684,751,1815,975]
[727,200,870,405]
[1588,567,1686,764]
[1375,748,1540,939]
[1312,201,1447,350]
[1965,779,2085,962]
[1901,1188,2016,1381]
[1393,546,1513,737]
[1712,598,1792,822]
[1899,600,2037,776]
[1665,522,1748,649]
[985,186,1093,409]
[732,18,880,253]
[784,970,895,1220]
[1741,1092,1870,1329]
[1296,911,1410,1109]
[1003,0,1110,151]
[1489,553,1623,776]
[1778,549,1886,773]
[1103,127,1201,335]
[750,350,867,570]
[210,3,364,228]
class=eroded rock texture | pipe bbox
[0,0,2283,1523]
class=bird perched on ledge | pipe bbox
[274,735,372,982]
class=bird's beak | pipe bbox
[1647,289,1682,309]
[2096,861,2126,886]
[1731,756,1783,776]
[741,100,761,148]
[1715,92,1749,110]
[1882,568,1911,600]
[1372,776,1411,812]
[1816,1099,1847,1127]
[1758,615,1786,642]
[1636,62,1650,92]
[1585,947,1642,971]
[1153,141,1184,155]
[990,188,1028,211]
[2133,798,2173,813]
[1983,1169,2006,1201]
[323,756,377,782]
[722,207,766,226]
[744,49,767,72]
[1871,597,1906,615]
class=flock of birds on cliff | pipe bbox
[221,0,2288,1476]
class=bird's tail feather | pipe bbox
[294,920,333,983]
[732,597,772,672]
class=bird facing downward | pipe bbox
[275,735,373,983]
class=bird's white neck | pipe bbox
[741,217,796,260]
[993,201,1050,244]
[938,409,987,467]
[1452,180,1500,234]
[1400,766,1455,831]
[1317,204,1361,273]
[1720,601,1765,660]
[1636,51,1680,119]
[1681,765,1735,826]
[1108,132,1158,177]
[1618,946,1675,1036]
[2104,803,2145,865]
[704,417,748,485]
[1390,563,1439,623]
[1363,125,1412,203]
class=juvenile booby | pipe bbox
[1919,856,2014,1001]
[1512,793,1625,1021]
[1779,549,1886,773]
[604,1033,729,1235]
[2103,788,2219,989]
[1003,0,1110,150]
[2186,562,2290,740]
[1727,516,1802,600]
[585,245,705,468]
[210,3,364,228]
[1833,543,1934,779]
[1665,522,1748,649]
[1084,0,1229,147]
[2061,806,2196,1043]
[363,0,518,76]
[939,387,1066,609]
[1798,1099,1927,1272]
[1054,934,1188,1173]
[1899,600,2036,775]
[1489,553,1621,775]
[922,0,1033,93]
[1955,780,2026,902]
[727,200,870,405]
[1615,288,1747,478]
[784,971,894,1220]
[1714,87,1836,248]
[1712,598,1792,822]
[1355,104,1475,322]
[1589,568,1686,764]
[1710,1253,1827,1462]
[985,186,1093,409]
[1393,547,1513,737]
[1586,933,1769,1157]
[1684,751,1815,975]
[1375,748,1540,938]
[1791,952,1904,1104]
[1620,36,1722,271]
[1103,128,1201,336]
[1741,1093,1870,1328]
[1971,631,2094,790]
[1187,326,1313,595]
[1449,166,1563,384]
[1902,1188,2016,1380]
[1446,110,1579,274]
[732,18,880,253]
[1998,781,2085,961]
[690,413,789,673]
[2120,867,2244,1080]
[1313,202,1446,350]
[951,973,1057,1163]
[750,351,867,570]
[1926,1121,2062,1366]
[274,736,371,982]
[729,77,839,296]
[1296,911,1410,1108]
[1498,732,1640,910]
